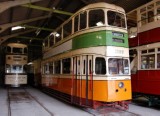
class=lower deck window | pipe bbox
[54,60,61,74]
[141,54,155,69]
[62,58,71,74]
[95,57,106,74]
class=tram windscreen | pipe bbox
[108,58,129,75]
[107,11,126,28]
[11,65,23,73]
[13,47,23,54]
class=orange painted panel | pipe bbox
[42,77,131,102]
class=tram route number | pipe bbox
[115,49,124,55]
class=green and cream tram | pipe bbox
[41,2,131,109]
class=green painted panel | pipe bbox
[72,30,128,50]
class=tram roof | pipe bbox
[76,2,125,13]
[7,43,27,48]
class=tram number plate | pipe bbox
[112,32,124,37]
[112,38,124,43]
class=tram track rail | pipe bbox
[7,87,54,116]
[7,87,11,116]
[83,106,140,116]
[24,88,54,116]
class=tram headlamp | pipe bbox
[118,82,124,88]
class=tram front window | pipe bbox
[107,11,126,28]
[13,47,23,54]
[5,64,11,73]
[11,65,23,73]
[6,46,11,53]
[95,57,106,75]
[89,9,104,27]
[108,58,129,75]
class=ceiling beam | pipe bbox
[16,36,44,41]
[22,25,53,32]
[0,29,35,44]
[80,0,89,4]
[21,4,73,16]
[0,15,50,33]
[0,0,44,13]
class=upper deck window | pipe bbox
[6,46,11,53]
[44,39,48,48]
[80,11,87,30]
[13,47,22,54]
[63,20,72,39]
[55,28,62,43]
[107,11,126,28]
[89,9,104,27]
[157,7,160,20]
[48,34,54,47]
[74,15,79,32]
[139,3,155,26]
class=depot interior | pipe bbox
[0,0,153,85]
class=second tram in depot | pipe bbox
[41,2,131,109]
[5,43,28,87]
[128,0,160,106]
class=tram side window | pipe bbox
[49,62,53,74]
[49,34,54,47]
[141,13,147,25]
[157,7,160,20]
[148,10,154,23]
[23,65,27,73]
[54,60,61,74]
[55,29,62,43]
[62,58,71,74]
[157,54,160,68]
[63,20,72,39]
[24,47,27,54]
[44,39,48,48]
[95,57,106,75]
[44,63,49,74]
[83,60,86,74]
[89,9,104,27]
[13,47,22,54]
[6,46,11,53]
[147,4,154,23]
[80,11,87,30]
[141,54,155,69]
[74,15,79,32]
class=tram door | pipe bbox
[82,55,93,107]
[72,56,81,105]
[72,55,93,107]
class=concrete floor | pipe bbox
[0,87,160,116]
